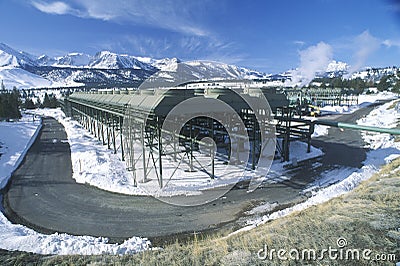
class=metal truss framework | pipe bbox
[283,87,359,107]
[63,87,314,188]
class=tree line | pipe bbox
[23,92,58,110]
[0,88,21,120]
[311,71,400,94]
[0,87,58,120]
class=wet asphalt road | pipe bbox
[1,103,381,242]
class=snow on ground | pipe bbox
[319,91,398,115]
[1,93,398,255]
[236,97,400,234]
[0,66,83,90]
[28,109,323,197]
[357,99,400,149]
[231,161,380,237]
[0,67,52,89]
[24,93,399,198]
[29,108,148,195]
[0,108,322,255]
[0,113,151,255]
[267,140,323,183]
[309,91,398,138]
[0,115,41,188]
[312,124,330,138]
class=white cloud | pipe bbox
[31,0,209,37]
[29,1,250,68]
[347,30,380,74]
[292,42,333,86]
[31,1,73,15]
[96,34,241,66]
[121,35,173,57]
[293,40,305,46]
[382,39,400,48]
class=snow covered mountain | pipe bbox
[54,53,91,67]
[326,61,349,73]
[36,55,56,66]
[180,61,271,80]
[139,60,273,88]
[37,53,92,67]
[135,57,181,70]
[88,51,155,70]
[350,66,398,81]
[0,68,52,89]
[0,43,37,68]
[324,60,349,78]
[282,60,400,86]
[0,43,271,89]
[0,43,398,90]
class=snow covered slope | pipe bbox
[0,67,52,89]
[0,43,398,89]
[0,43,37,68]
[146,60,270,87]
[89,51,155,70]
[0,115,151,255]
[54,53,91,67]
[350,66,398,81]
[325,60,349,73]
[36,54,56,66]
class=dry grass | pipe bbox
[387,100,400,110]
[1,159,400,265]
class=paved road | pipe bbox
[311,104,377,168]
[1,103,381,243]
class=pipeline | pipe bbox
[314,120,400,135]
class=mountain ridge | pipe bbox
[0,42,398,90]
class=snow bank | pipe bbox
[357,100,400,150]
[234,98,400,236]
[232,163,379,236]
[0,112,151,255]
[232,150,395,236]
[0,115,41,189]
[0,216,150,255]
[312,91,398,138]
[319,91,398,115]
[312,124,330,138]
[30,109,323,197]
[28,108,145,195]
[357,91,398,106]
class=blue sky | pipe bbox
[1,0,400,73]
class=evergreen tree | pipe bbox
[0,95,4,118]
[10,88,21,118]
[41,93,58,108]
[376,76,391,91]
[0,90,21,119]
[23,98,36,109]
[36,97,42,108]
[393,80,400,94]
[49,94,58,108]
[42,93,51,108]
[332,77,343,88]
